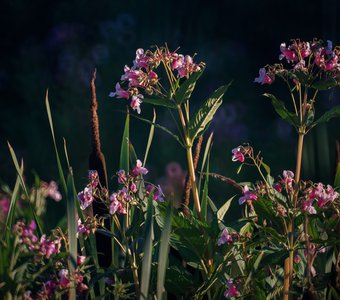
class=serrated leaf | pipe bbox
[143,97,177,108]
[312,105,340,127]
[189,83,231,142]
[264,93,298,129]
[175,67,204,105]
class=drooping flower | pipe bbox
[308,183,339,208]
[77,186,94,210]
[238,185,258,205]
[231,146,245,163]
[279,42,298,62]
[109,192,127,215]
[301,200,317,214]
[109,82,130,99]
[224,279,239,298]
[130,94,143,114]
[133,48,150,69]
[254,67,273,85]
[146,184,165,202]
[218,228,233,246]
[132,159,148,176]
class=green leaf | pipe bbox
[263,93,299,129]
[188,83,231,142]
[198,132,213,195]
[120,113,130,171]
[174,67,204,105]
[143,97,176,109]
[66,171,77,299]
[7,143,43,236]
[140,195,154,300]
[245,251,264,286]
[217,196,236,228]
[312,105,340,127]
[164,265,195,296]
[143,109,156,166]
[157,202,173,300]
[4,167,22,240]
[45,90,67,195]
[311,77,338,90]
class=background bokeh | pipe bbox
[0,0,339,224]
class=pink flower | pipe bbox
[294,255,301,264]
[279,42,297,62]
[254,67,273,85]
[146,184,164,202]
[224,279,239,298]
[130,182,137,193]
[117,169,127,184]
[109,192,127,215]
[176,55,201,78]
[308,183,339,208]
[130,95,143,114]
[77,219,90,235]
[77,186,94,210]
[58,269,69,288]
[88,170,99,188]
[238,185,257,205]
[218,228,233,246]
[23,290,34,300]
[121,65,141,87]
[77,255,86,265]
[0,197,10,215]
[39,234,60,258]
[231,146,245,163]
[109,82,130,99]
[301,200,316,214]
[132,159,148,176]
[133,48,150,69]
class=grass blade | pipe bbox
[120,112,130,172]
[7,143,43,235]
[45,90,67,195]
[140,195,154,300]
[157,201,173,300]
[143,109,156,166]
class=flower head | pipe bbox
[231,146,245,163]
[218,228,233,246]
[109,82,130,99]
[238,185,258,205]
[224,279,239,298]
[77,186,94,210]
[132,159,148,177]
[254,67,274,85]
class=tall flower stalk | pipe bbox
[255,38,340,299]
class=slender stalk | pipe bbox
[187,146,202,219]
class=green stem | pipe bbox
[187,146,202,219]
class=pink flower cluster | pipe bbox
[109,159,151,215]
[77,218,98,236]
[13,220,61,259]
[77,170,99,210]
[301,182,339,214]
[109,46,202,114]
[273,170,295,194]
[254,39,340,85]
[24,256,88,299]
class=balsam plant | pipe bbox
[0,39,339,300]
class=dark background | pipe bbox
[0,0,339,223]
